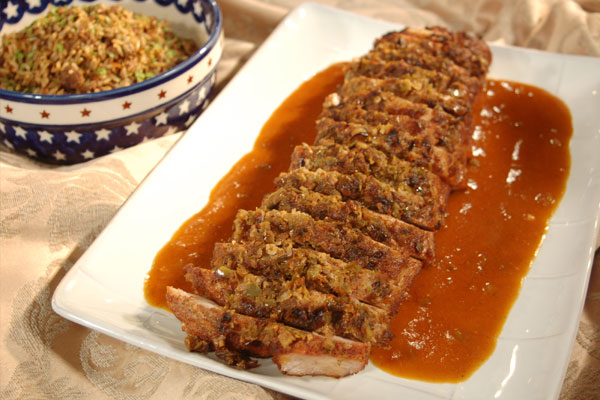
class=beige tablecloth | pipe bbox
[1,1,599,399]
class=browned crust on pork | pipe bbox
[211,241,413,311]
[276,167,443,230]
[289,142,450,223]
[232,208,413,274]
[186,266,393,344]
[341,75,470,117]
[166,287,370,377]
[315,115,467,188]
[370,27,492,79]
[262,186,435,260]
[346,57,483,104]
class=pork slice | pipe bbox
[340,76,470,117]
[322,78,475,165]
[321,90,469,155]
[370,27,492,79]
[346,57,483,104]
[319,99,472,160]
[166,287,370,377]
[212,241,413,311]
[315,116,466,188]
[186,266,392,344]
[232,208,414,275]
[275,167,442,230]
[289,142,450,221]
[348,57,450,92]
[262,185,435,260]
[329,82,468,127]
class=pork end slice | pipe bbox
[273,335,370,377]
[166,287,370,377]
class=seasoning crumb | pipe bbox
[523,213,536,221]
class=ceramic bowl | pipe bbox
[0,0,223,164]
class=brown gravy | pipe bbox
[144,65,572,382]
[370,80,572,381]
[144,64,346,309]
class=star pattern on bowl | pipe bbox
[0,78,214,163]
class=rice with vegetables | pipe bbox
[0,4,199,94]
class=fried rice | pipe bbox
[0,4,199,95]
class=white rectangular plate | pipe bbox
[52,3,600,400]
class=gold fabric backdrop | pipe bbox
[1,0,598,399]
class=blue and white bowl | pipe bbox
[0,0,223,164]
